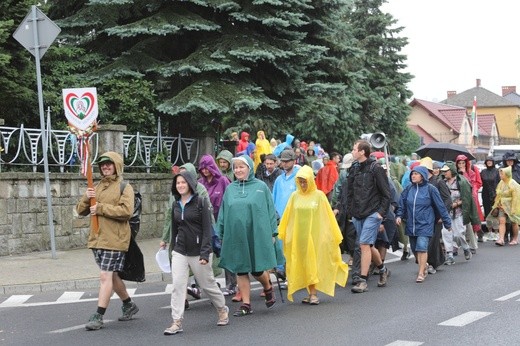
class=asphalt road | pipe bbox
[1,241,519,346]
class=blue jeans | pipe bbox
[409,235,429,253]
[352,212,382,246]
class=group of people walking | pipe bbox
[76,131,520,335]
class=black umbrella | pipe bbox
[415,142,475,162]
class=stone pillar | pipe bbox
[97,124,127,155]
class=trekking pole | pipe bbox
[273,269,285,303]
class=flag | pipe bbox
[471,96,478,138]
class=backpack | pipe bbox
[120,181,142,239]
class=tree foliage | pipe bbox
[1,0,415,154]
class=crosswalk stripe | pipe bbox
[386,341,424,346]
[495,289,520,301]
[57,292,84,303]
[438,311,493,327]
[111,288,136,299]
[48,320,114,334]
[0,295,32,307]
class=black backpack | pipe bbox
[120,181,142,239]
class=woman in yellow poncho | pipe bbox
[254,130,272,171]
[278,165,348,304]
[489,166,520,245]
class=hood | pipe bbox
[410,165,429,185]
[307,146,315,156]
[500,166,512,182]
[484,156,495,168]
[97,151,124,177]
[284,133,294,145]
[172,170,198,199]
[232,155,255,181]
[245,143,256,156]
[502,151,518,164]
[445,161,458,176]
[216,150,233,165]
[295,165,316,194]
[257,130,266,140]
[198,154,223,178]
[240,131,250,141]
[455,154,472,172]
[180,162,198,180]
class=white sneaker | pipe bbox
[164,320,183,335]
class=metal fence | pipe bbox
[0,114,199,173]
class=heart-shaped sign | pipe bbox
[62,88,98,131]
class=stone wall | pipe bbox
[0,172,172,256]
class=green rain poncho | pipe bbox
[217,155,279,273]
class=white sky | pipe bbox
[382,0,520,102]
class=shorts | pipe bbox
[409,236,429,253]
[352,212,383,246]
[92,249,126,272]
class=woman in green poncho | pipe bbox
[217,155,278,317]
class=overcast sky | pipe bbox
[382,0,520,102]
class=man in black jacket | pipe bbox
[346,140,391,293]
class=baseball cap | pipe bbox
[96,156,113,164]
[280,149,296,161]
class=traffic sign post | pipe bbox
[13,6,61,259]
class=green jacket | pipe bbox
[216,149,234,182]
[217,155,278,273]
[445,162,480,226]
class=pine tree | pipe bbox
[348,0,413,154]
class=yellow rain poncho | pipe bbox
[254,130,272,171]
[278,165,348,302]
[493,166,520,224]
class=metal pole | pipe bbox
[31,5,56,259]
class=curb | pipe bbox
[0,272,171,295]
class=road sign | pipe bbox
[13,6,61,59]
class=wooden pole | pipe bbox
[84,139,98,233]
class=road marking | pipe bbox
[495,290,520,301]
[111,288,136,299]
[165,284,173,293]
[386,341,423,346]
[0,295,32,307]
[438,311,493,327]
[57,291,84,303]
[48,320,114,334]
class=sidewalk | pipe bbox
[0,237,167,295]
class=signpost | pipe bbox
[13,6,61,259]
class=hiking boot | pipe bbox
[427,265,437,274]
[217,306,229,326]
[118,301,139,321]
[377,267,390,287]
[464,249,472,261]
[85,313,104,330]
[164,320,183,335]
[351,280,368,293]
[223,286,236,296]
[444,256,455,265]
[401,251,409,261]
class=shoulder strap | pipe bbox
[120,180,128,196]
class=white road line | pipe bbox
[495,290,520,301]
[386,341,424,346]
[57,291,84,303]
[438,311,493,327]
[0,295,33,307]
[112,288,136,299]
[48,320,114,334]
[165,284,173,293]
